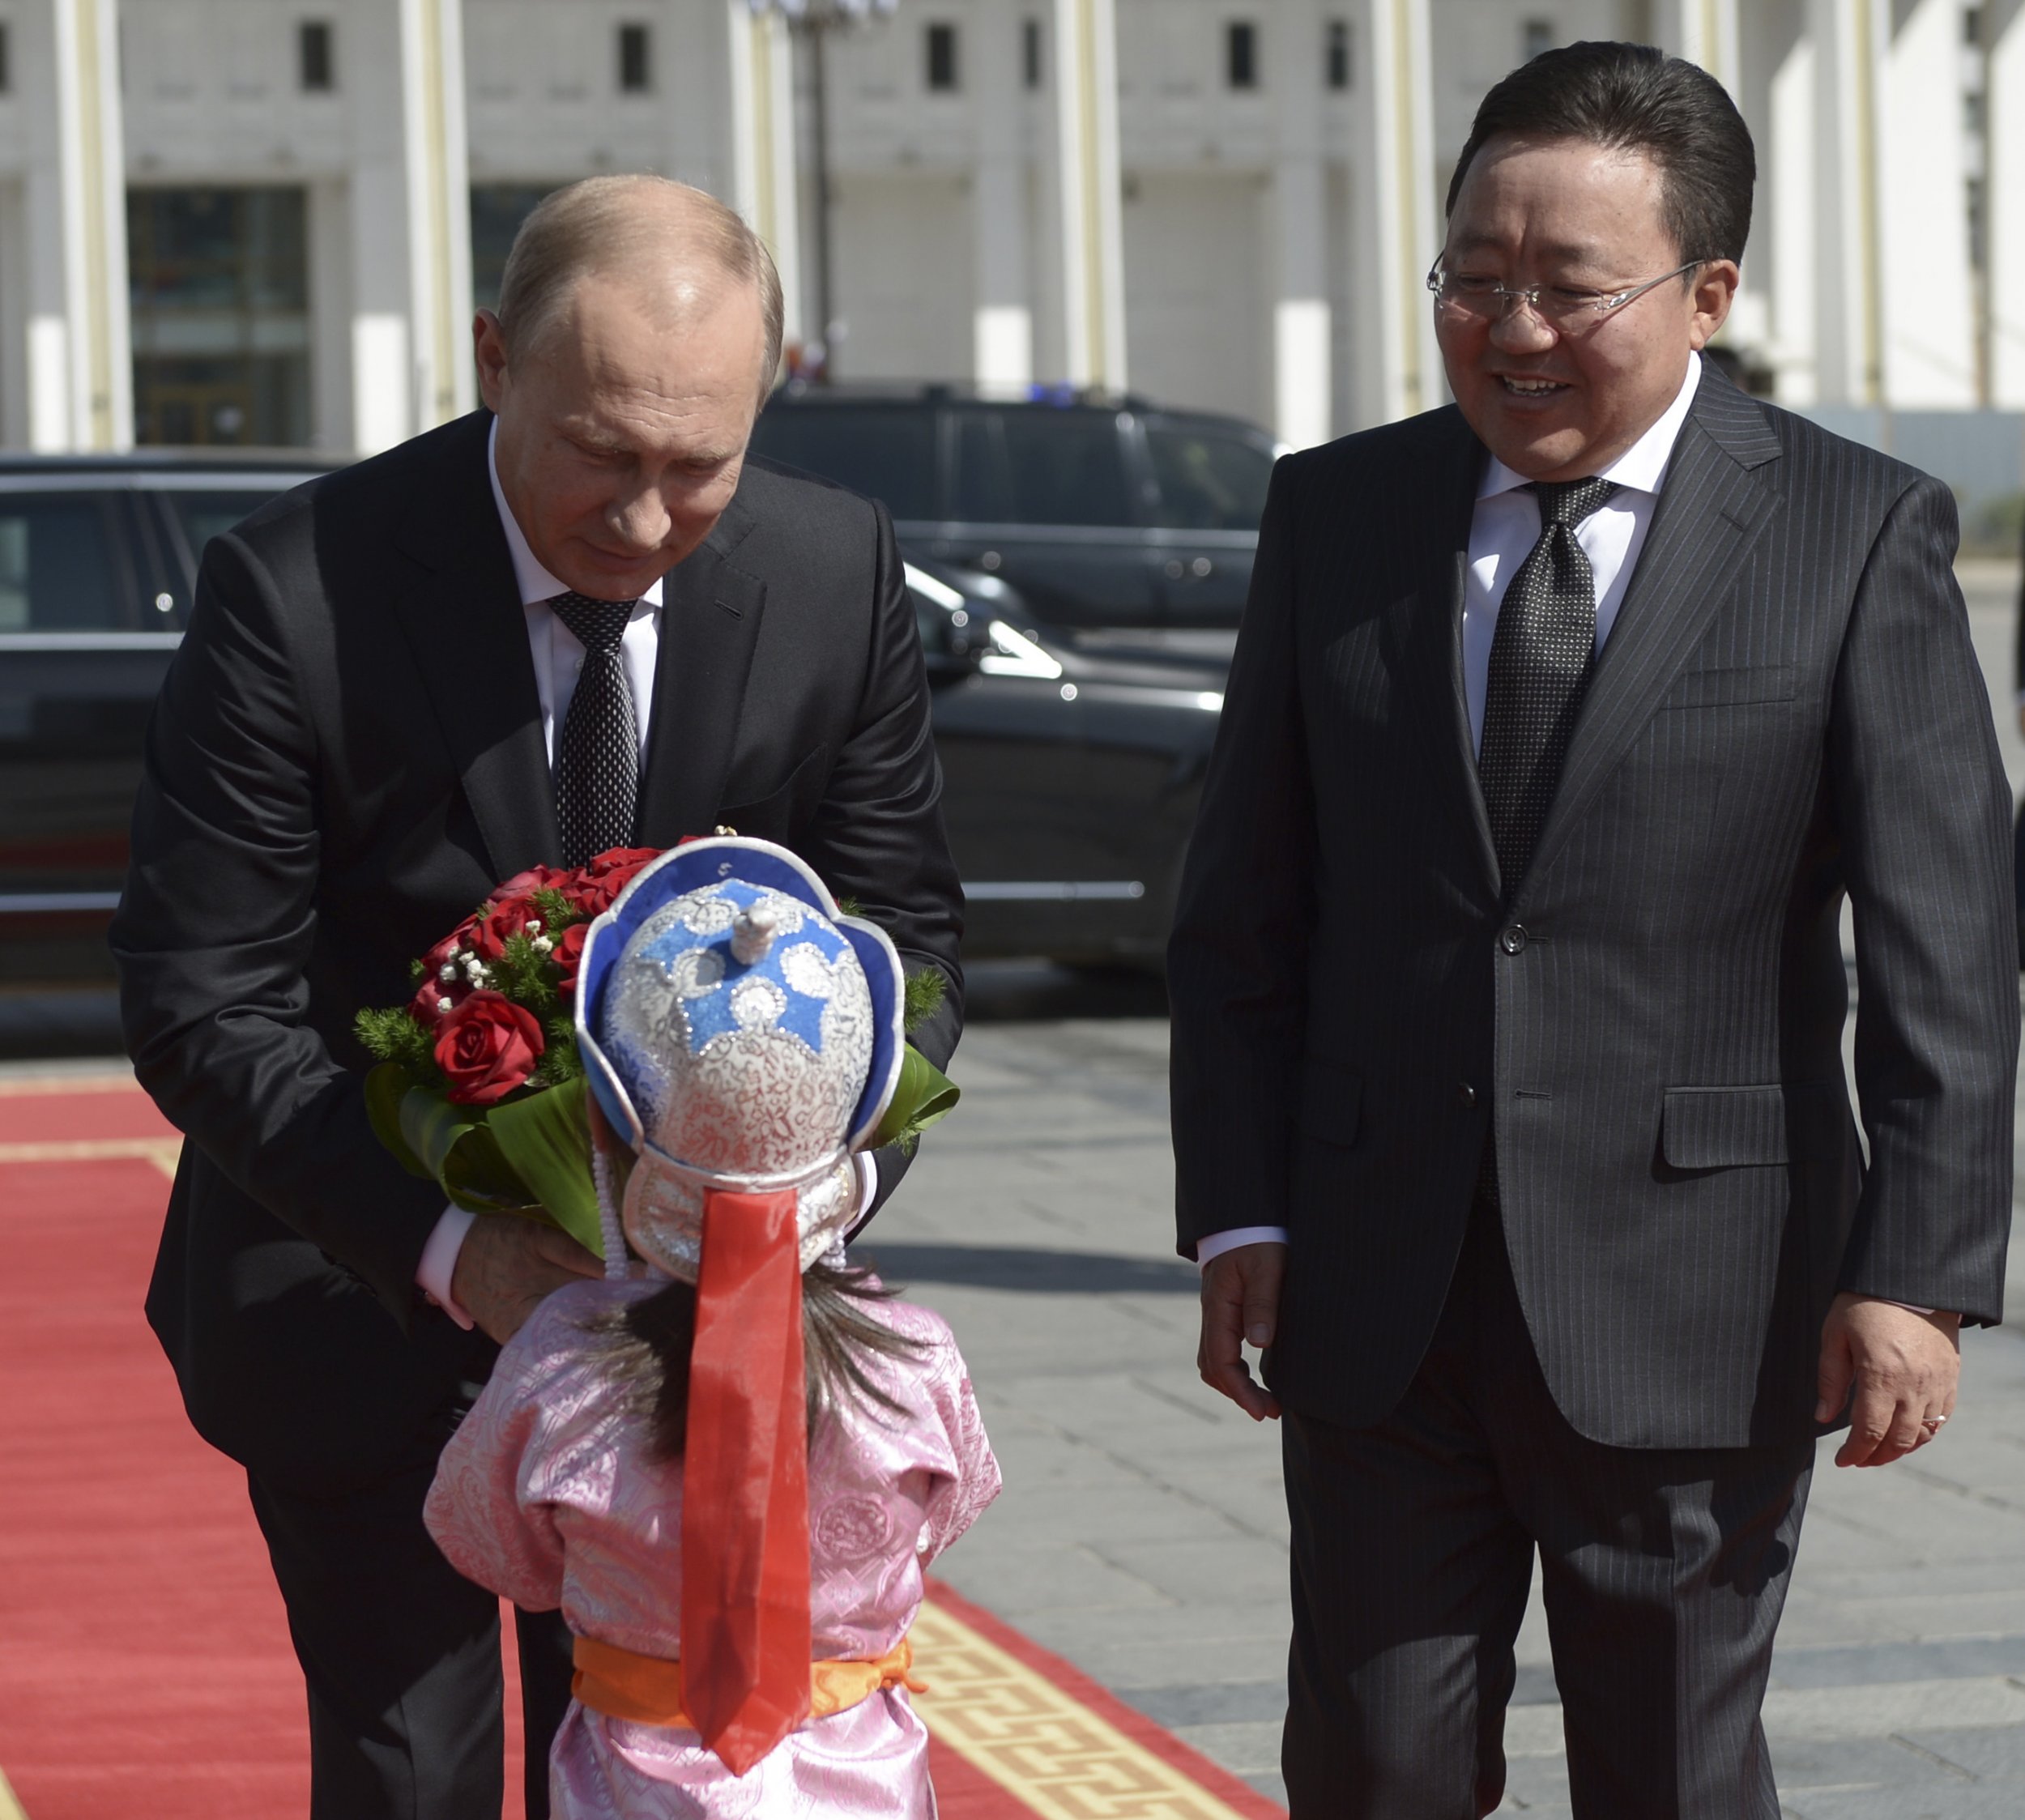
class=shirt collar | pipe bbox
[1477,352,1703,501]
[486,418,665,610]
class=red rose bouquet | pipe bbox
[355,845,958,1260]
[352,846,663,1256]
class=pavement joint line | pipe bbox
[1893,1462,2025,1515]
[1886,1733,1977,1780]
[994,1409,1293,1552]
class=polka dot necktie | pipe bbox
[547,591,641,867]
[1477,477,1620,898]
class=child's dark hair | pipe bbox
[582,1261,927,1460]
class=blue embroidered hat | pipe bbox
[574,838,906,1281]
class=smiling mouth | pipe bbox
[1498,375,1571,397]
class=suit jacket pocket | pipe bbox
[1658,663,1797,710]
[718,744,833,840]
[1660,1085,1793,1168]
[1296,1059,1363,1149]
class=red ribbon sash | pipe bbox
[680,1187,812,1775]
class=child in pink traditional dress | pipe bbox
[424,839,998,1818]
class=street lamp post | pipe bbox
[748,0,899,379]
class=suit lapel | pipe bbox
[389,413,561,882]
[1516,373,1784,901]
[1391,412,1499,897]
[636,499,770,845]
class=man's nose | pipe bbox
[1488,299,1559,354]
[608,488,672,551]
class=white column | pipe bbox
[1345,0,1438,428]
[727,2,804,350]
[1273,0,1332,449]
[1766,21,1820,403]
[973,2,1032,392]
[1878,0,1976,406]
[1809,0,1887,406]
[343,0,472,457]
[1052,0,1125,390]
[1986,0,2025,406]
[402,0,475,431]
[1663,0,1742,91]
[15,0,130,452]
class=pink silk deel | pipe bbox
[424,1277,1001,1819]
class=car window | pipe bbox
[0,494,130,632]
[747,407,938,520]
[1145,423,1275,532]
[164,490,284,566]
[999,412,1131,526]
[949,412,1008,521]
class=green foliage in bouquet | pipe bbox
[356,852,961,1264]
[872,966,960,1155]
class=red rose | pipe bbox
[566,847,663,915]
[494,863,569,901]
[583,846,663,878]
[552,923,590,1000]
[407,979,460,1028]
[467,893,544,963]
[433,991,545,1105]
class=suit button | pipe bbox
[1499,923,1528,955]
[1457,1083,1477,1109]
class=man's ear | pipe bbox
[1687,260,1741,351]
[473,309,509,413]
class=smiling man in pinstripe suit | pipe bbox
[1168,42,2018,1820]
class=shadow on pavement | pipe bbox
[855,1242,1198,1295]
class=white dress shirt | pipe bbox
[415,426,665,1325]
[1195,357,1703,1270]
[417,427,876,1322]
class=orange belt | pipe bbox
[572,1632,926,1731]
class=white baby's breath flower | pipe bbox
[525,919,543,936]
[437,962,457,983]
[533,935,555,953]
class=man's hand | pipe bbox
[1814,1291,1960,1467]
[1198,1242,1287,1421]
[450,1213,603,1346]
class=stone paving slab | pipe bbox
[869,1003,2025,1815]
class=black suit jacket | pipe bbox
[1169,370,2016,1450]
[114,410,963,1494]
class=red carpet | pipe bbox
[0,1084,530,1819]
[0,1085,975,1818]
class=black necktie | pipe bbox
[1477,476,1620,896]
[547,591,641,867]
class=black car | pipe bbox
[749,385,1277,639]
[0,454,327,1033]
[0,458,1221,1040]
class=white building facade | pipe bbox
[0,0,2014,456]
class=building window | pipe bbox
[298,20,333,92]
[926,22,958,91]
[618,23,651,93]
[1325,19,1349,90]
[1522,20,1557,61]
[1023,18,1042,89]
[1227,21,1258,90]
[129,187,313,448]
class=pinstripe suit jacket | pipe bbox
[1168,370,2018,1449]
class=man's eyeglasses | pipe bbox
[1426,259,1705,331]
